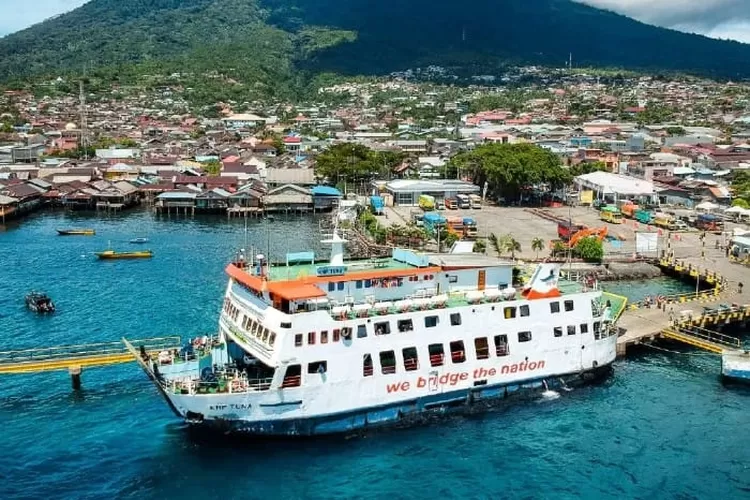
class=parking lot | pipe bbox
[380,203,738,260]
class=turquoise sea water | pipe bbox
[1,211,749,500]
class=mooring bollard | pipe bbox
[69,365,82,390]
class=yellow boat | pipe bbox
[57,228,96,236]
[95,250,153,260]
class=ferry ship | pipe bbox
[127,226,618,436]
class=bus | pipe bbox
[456,194,471,209]
[600,205,623,224]
[418,194,435,211]
[469,194,482,209]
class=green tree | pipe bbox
[574,238,604,262]
[732,198,750,209]
[503,235,522,261]
[449,143,571,203]
[569,161,607,177]
[488,233,504,258]
[202,159,221,176]
[315,143,381,190]
[531,237,545,259]
[472,240,486,254]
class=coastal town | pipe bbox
[2,68,750,228]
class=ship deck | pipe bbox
[267,257,416,282]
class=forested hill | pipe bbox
[1,0,749,88]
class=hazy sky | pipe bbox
[0,0,749,43]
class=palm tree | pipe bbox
[503,235,522,261]
[531,237,545,260]
[488,233,503,257]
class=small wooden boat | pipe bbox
[95,250,153,260]
[129,238,149,244]
[25,292,55,313]
[57,229,95,236]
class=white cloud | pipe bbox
[579,0,750,42]
[0,0,89,36]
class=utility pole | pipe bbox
[79,79,88,161]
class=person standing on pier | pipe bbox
[739,282,744,295]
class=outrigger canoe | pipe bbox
[95,250,153,260]
[57,229,96,236]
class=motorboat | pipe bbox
[57,229,95,236]
[25,292,55,313]
[95,250,153,260]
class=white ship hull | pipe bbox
[131,237,620,436]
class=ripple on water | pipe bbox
[1,212,749,499]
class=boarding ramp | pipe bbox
[0,336,182,374]
[661,324,741,354]
[602,292,628,322]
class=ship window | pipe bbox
[308,361,327,374]
[550,302,560,313]
[504,306,516,319]
[520,305,530,317]
[307,331,316,345]
[518,331,532,343]
[320,330,329,344]
[580,323,589,334]
[356,280,363,289]
[564,300,575,312]
[294,334,303,347]
[262,329,270,342]
[333,329,341,342]
[241,315,248,329]
[428,343,445,367]
[337,282,345,291]
[365,279,372,288]
[357,324,368,338]
[363,354,373,377]
[269,333,276,346]
[281,364,301,388]
[593,321,601,340]
[374,321,391,335]
[450,313,462,326]
[280,321,291,329]
[448,275,458,283]
[250,322,259,336]
[568,325,577,336]
[494,335,509,356]
[553,326,563,337]
[397,319,414,332]
[380,350,397,375]
[425,315,439,328]
[328,282,335,292]
[450,341,466,363]
[474,337,490,360]
[402,347,419,371]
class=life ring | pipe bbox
[341,328,352,339]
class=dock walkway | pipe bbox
[0,337,181,374]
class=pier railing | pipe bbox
[0,336,182,374]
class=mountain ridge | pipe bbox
[0,0,749,89]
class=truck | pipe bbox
[469,194,482,209]
[620,202,638,219]
[634,209,653,224]
[653,213,675,229]
[418,194,435,211]
[696,213,723,232]
[423,212,446,234]
[600,205,623,224]
[456,194,471,209]
[463,217,478,238]
[445,198,458,210]
[369,196,385,215]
